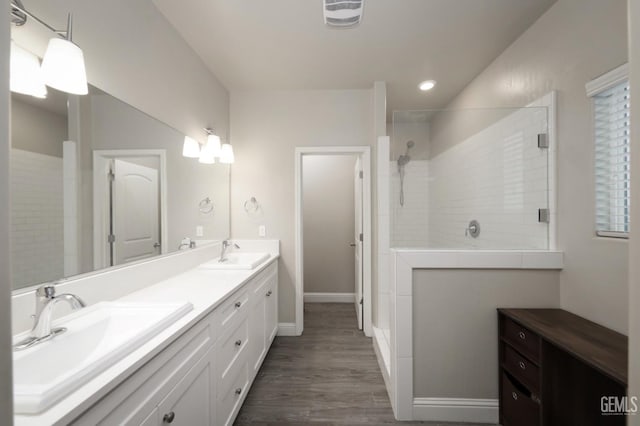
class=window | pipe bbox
[587,64,630,238]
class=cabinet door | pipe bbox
[265,274,278,347]
[139,408,158,426]
[156,347,215,426]
[249,284,267,375]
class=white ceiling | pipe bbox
[152,0,556,115]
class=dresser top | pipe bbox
[498,308,628,385]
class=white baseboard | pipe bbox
[277,322,298,336]
[304,292,355,303]
[413,398,498,424]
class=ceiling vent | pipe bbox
[323,0,364,28]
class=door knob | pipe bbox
[349,242,356,247]
[153,242,161,248]
[163,411,175,423]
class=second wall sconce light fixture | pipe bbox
[182,127,234,164]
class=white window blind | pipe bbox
[593,80,631,237]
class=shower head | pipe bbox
[406,140,415,149]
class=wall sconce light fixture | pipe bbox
[199,128,221,164]
[10,0,88,95]
[182,127,234,164]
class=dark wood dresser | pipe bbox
[498,309,628,426]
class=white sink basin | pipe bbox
[199,252,270,270]
[13,301,193,414]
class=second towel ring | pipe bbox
[244,197,260,214]
[199,197,214,214]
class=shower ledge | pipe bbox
[389,249,563,270]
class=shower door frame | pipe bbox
[294,146,373,337]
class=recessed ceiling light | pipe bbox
[419,80,436,91]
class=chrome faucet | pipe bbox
[219,240,240,263]
[14,285,86,351]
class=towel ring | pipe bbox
[199,197,214,214]
[244,197,260,214]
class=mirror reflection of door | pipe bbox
[93,150,166,269]
[111,158,160,266]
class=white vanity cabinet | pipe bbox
[72,259,278,426]
[248,264,278,375]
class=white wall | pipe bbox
[11,96,67,157]
[230,89,374,323]
[430,0,629,333]
[10,150,63,289]
[413,269,560,399]
[0,0,14,419]
[628,0,640,423]
[303,155,356,295]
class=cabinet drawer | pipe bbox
[503,344,540,394]
[217,360,249,426]
[216,286,250,330]
[218,316,249,380]
[502,372,539,426]
[503,317,540,363]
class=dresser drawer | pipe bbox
[216,286,250,330]
[503,344,540,394]
[217,316,249,380]
[217,358,249,426]
[503,317,540,362]
[502,372,540,426]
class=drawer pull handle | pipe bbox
[235,301,242,308]
[235,387,242,395]
[518,331,526,340]
[163,412,175,423]
[266,290,272,297]
[235,339,242,346]
[512,392,518,401]
[519,361,526,370]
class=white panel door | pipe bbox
[354,157,363,330]
[113,159,160,265]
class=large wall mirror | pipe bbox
[10,34,230,291]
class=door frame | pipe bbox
[93,149,168,269]
[294,146,372,337]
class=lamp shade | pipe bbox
[41,38,88,95]
[182,136,200,158]
[199,141,216,165]
[206,133,222,157]
[219,144,235,164]
[10,41,47,98]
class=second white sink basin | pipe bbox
[200,252,270,270]
[13,301,193,414]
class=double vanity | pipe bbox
[12,242,279,426]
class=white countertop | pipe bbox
[14,253,279,426]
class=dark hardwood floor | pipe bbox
[235,303,488,425]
